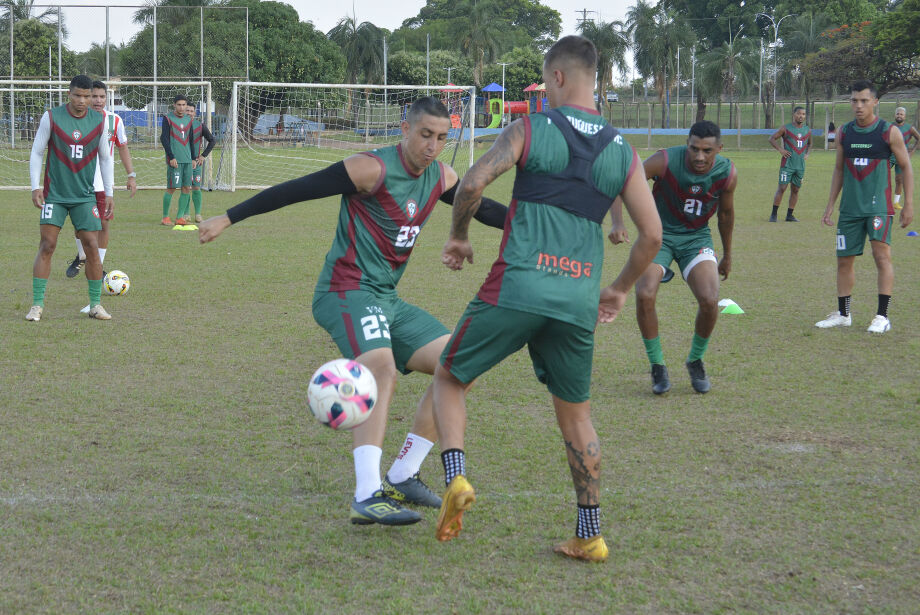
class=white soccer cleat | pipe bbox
[867,315,891,333]
[88,304,112,320]
[25,305,43,321]
[815,311,851,328]
[79,304,91,314]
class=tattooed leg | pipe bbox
[553,396,600,506]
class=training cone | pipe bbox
[718,298,738,308]
[721,303,745,314]
[907,231,918,237]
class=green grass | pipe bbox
[1,146,919,613]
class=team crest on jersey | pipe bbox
[406,199,418,218]
[72,130,82,141]
[690,185,702,194]
[873,216,883,230]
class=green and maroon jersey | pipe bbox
[652,146,735,236]
[781,122,810,171]
[315,144,446,296]
[839,118,893,216]
[889,122,912,167]
[43,105,105,204]
[163,112,193,163]
[476,105,638,331]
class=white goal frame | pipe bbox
[0,79,213,190]
[225,81,476,191]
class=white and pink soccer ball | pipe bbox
[307,358,377,430]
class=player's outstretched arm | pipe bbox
[890,126,914,227]
[439,166,508,230]
[199,157,377,244]
[822,135,846,226]
[610,151,663,245]
[598,165,662,324]
[716,169,737,280]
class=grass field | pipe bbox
[1,145,919,613]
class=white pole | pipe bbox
[426,34,430,92]
[758,38,763,129]
[497,62,511,127]
[105,6,110,82]
[676,47,680,130]
[153,6,157,125]
[57,6,62,105]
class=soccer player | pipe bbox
[609,121,736,395]
[160,94,194,226]
[27,74,115,322]
[66,80,138,290]
[768,106,810,222]
[198,97,508,526]
[432,35,662,562]
[817,80,914,333]
[890,106,919,210]
[187,104,215,223]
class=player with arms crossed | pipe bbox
[890,106,919,211]
[768,106,810,222]
[66,80,138,293]
[27,74,115,321]
[432,36,662,562]
[198,97,508,525]
[188,104,215,223]
[610,121,736,395]
[160,94,194,226]
[817,80,913,333]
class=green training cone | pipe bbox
[721,303,745,314]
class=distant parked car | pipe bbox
[606,91,619,102]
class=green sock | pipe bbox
[32,277,48,307]
[192,190,202,216]
[162,192,173,217]
[687,333,710,362]
[643,336,664,366]
[178,193,191,220]
[88,278,103,306]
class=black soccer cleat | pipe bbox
[785,214,799,222]
[350,491,422,526]
[686,359,711,394]
[651,364,671,395]
[768,213,778,223]
[66,255,86,278]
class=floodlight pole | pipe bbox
[757,12,796,127]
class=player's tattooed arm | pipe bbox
[451,119,526,240]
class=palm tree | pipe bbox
[780,13,833,114]
[627,0,694,127]
[133,0,216,27]
[327,15,385,84]
[455,0,503,87]
[698,36,759,129]
[577,19,629,110]
[1,0,65,37]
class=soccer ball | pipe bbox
[307,359,377,430]
[103,270,130,296]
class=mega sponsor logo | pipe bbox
[536,252,593,279]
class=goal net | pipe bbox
[217,82,476,191]
[0,80,214,190]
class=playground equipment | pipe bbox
[487,98,535,128]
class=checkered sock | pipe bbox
[576,504,601,539]
[838,295,851,317]
[441,448,465,487]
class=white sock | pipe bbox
[386,433,434,483]
[895,194,901,204]
[353,445,382,502]
[75,238,86,260]
[98,248,107,265]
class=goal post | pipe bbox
[0,80,213,191]
[219,82,476,191]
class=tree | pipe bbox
[480,46,543,98]
[628,0,695,127]
[1,0,61,28]
[698,36,758,128]
[455,0,504,86]
[868,0,920,94]
[577,19,629,109]
[327,15,385,84]
[779,13,834,110]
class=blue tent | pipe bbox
[481,82,505,92]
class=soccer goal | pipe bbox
[217,82,476,191]
[0,80,213,190]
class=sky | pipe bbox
[53,0,634,53]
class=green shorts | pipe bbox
[836,215,892,256]
[167,162,193,189]
[440,298,595,403]
[653,231,717,280]
[312,290,449,374]
[779,166,804,187]
[39,199,102,231]
[192,163,203,188]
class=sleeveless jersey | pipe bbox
[164,112,193,163]
[477,105,638,331]
[652,146,735,236]
[889,122,912,167]
[839,118,892,216]
[43,105,105,204]
[315,144,446,296]
[781,122,810,171]
[191,118,204,158]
